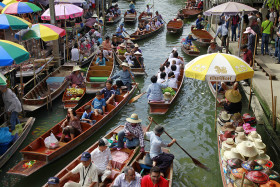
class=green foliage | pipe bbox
[162,87,176,96]
[265,0,280,10]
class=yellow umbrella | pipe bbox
[2,0,17,5]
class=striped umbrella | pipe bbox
[0,2,6,10]
[15,23,66,41]
[0,73,7,86]
[2,2,42,14]
[0,40,30,66]
[0,14,31,30]
[2,0,17,6]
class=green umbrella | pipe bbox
[0,72,7,85]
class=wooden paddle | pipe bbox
[128,70,141,93]
[129,92,146,104]
[134,56,147,76]
[150,117,210,171]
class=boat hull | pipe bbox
[130,24,164,42]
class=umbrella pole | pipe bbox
[274,96,277,130]
[33,60,36,86]
[248,34,257,109]
[238,10,245,57]
[76,30,80,65]
[270,76,275,127]
[215,81,218,131]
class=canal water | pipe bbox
[0,0,269,186]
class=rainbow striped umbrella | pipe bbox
[0,2,6,10]
[0,40,29,66]
[2,2,41,14]
[0,14,31,30]
[15,24,66,41]
[2,0,17,6]
[0,73,7,86]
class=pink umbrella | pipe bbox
[41,3,83,20]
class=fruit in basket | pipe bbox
[70,97,75,100]
[67,88,84,95]
[75,97,80,101]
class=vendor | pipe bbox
[66,66,85,87]
[223,89,242,114]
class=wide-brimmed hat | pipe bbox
[231,168,248,179]
[222,138,236,150]
[73,66,82,72]
[221,122,236,132]
[232,113,242,121]
[225,89,242,103]
[261,169,279,181]
[246,171,269,184]
[219,111,231,123]
[223,148,245,161]
[127,39,133,44]
[134,51,142,55]
[126,113,142,123]
[243,123,256,134]
[260,180,280,187]
[134,44,139,47]
[236,141,259,158]
[234,178,258,187]
[164,92,173,101]
[236,126,244,133]
[227,158,243,169]
[254,150,270,160]
[121,62,130,68]
[154,125,164,135]
[92,13,98,18]
[220,131,235,142]
[120,43,125,47]
[248,131,261,141]
[172,47,177,51]
[254,139,266,150]
[235,132,248,144]
[242,160,263,171]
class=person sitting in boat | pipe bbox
[147,75,169,102]
[169,48,177,59]
[157,72,167,84]
[150,20,156,31]
[71,43,83,63]
[91,91,106,116]
[157,65,167,80]
[115,23,126,38]
[111,35,120,49]
[90,138,112,185]
[155,11,164,24]
[131,51,144,68]
[171,60,180,73]
[146,125,176,177]
[141,166,169,187]
[145,21,151,32]
[102,36,113,56]
[164,61,171,75]
[114,4,121,16]
[96,53,107,66]
[146,4,153,16]
[117,113,145,152]
[136,21,147,35]
[132,43,142,53]
[109,62,134,91]
[80,105,96,125]
[169,51,184,67]
[196,15,205,29]
[100,80,116,105]
[170,65,179,80]
[60,109,82,142]
[0,83,22,131]
[106,10,114,21]
[124,47,133,65]
[62,152,98,187]
[113,166,142,187]
[117,43,127,61]
[124,39,134,48]
[129,1,136,14]
[66,66,85,88]
[184,34,197,50]
[47,177,60,187]
[223,89,242,114]
[207,41,223,54]
[154,18,162,29]
[167,72,177,89]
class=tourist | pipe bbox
[91,91,106,116]
[114,4,121,16]
[98,45,109,59]
[269,7,277,39]
[157,66,166,80]
[136,21,146,35]
[66,66,85,88]
[132,43,142,53]
[109,62,134,91]
[80,105,95,125]
[124,46,133,65]
[250,18,261,54]
[147,75,168,102]
[231,15,240,41]
[117,43,127,60]
[146,4,153,16]
[0,83,22,131]
[60,109,82,142]
[113,166,141,187]
[196,15,205,29]
[169,48,177,59]
[117,113,145,152]
[90,138,112,185]
[223,89,242,115]
[215,21,228,47]
[154,18,161,29]
[116,23,126,38]
[170,65,179,79]
[102,36,112,55]
[167,72,177,89]
[100,80,116,105]
[244,27,257,56]
[141,166,169,187]
[164,61,171,75]
[129,1,135,13]
[171,60,180,72]
[241,45,253,67]
[261,15,273,55]
[47,177,59,187]
[275,17,280,64]
[106,10,114,21]
[248,12,256,27]
[145,21,151,32]
[155,11,163,24]
[157,72,167,84]
[170,51,184,66]
[62,152,98,187]
[96,52,107,66]
[111,36,120,48]
[197,0,203,10]
[71,43,83,62]
[131,51,144,68]
[207,41,223,54]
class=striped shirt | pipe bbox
[124,122,144,147]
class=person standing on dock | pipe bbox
[261,15,273,55]
[0,83,22,131]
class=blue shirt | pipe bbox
[92,98,106,111]
[116,27,126,36]
[129,4,135,10]
[81,111,93,120]
[96,57,106,66]
[184,36,196,45]
[146,82,168,101]
[196,18,204,25]
[100,87,116,101]
[111,70,134,84]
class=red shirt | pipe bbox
[243,49,253,65]
[141,175,169,187]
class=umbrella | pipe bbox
[184,53,254,82]
[0,40,30,66]
[2,0,17,6]
[0,2,6,10]
[2,2,42,14]
[41,4,83,20]
[15,23,66,41]
[204,2,257,16]
[54,0,86,3]
[0,73,7,85]
[0,14,31,30]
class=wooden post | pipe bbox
[96,0,100,17]
[274,96,277,130]
[20,64,23,98]
[109,0,112,8]
[48,85,52,110]
[238,10,245,57]
[215,81,218,131]
[33,60,36,86]
[226,17,232,53]
[270,76,275,127]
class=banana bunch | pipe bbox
[67,88,84,95]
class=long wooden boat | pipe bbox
[85,55,115,94]
[22,66,72,112]
[113,51,146,76]
[130,24,164,42]
[167,19,184,34]
[63,48,96,68]
[124,11,137,23]
[7,84,137,176]
[138,11,153,22]
[178,8,201,19]
[0,117,35,168]
[43,121,151,187]
[105,14,122,25]
[129,149,173,186]
[62,87,86,109]
[149,58,184,114]
[191,26,213,46]
[181,43,200,57]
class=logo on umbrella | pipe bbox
[235,65,248,73]
[214,66,227,74]
[192,64,206,72]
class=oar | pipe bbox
[128,70,141,93]
[134,56,147,76]
[129,92,146,103]
[150,117,210,171]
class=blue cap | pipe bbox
[81,152,91,161]
[48,177,59,184]
[120,23,124,26]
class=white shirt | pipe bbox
[113,172,142,187]
[71,48,80,61]
[164,66,171,75]
[155,21,161,27]
[169,58,184,66]
[146,7,151,13]
[71,163,98,187]
[146,131,168,159]
[269,11,277,22]
[2,88,22,113]
[169,52,174,59]
[168,77,177,88]
[90,147,112,171]
[157,72,167,80]
[157,78,166,84]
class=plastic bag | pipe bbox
[0,127,13,144]
[44,132,59,149]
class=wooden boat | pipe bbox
[167,19,184,34]
[105,14,122,25]
[124,11,137,23]
[138,11,153,22]
[43,121,151,187]
[191,26,213,46]
[22,66,72,112]
[178,8,201,19]
[181,43,200,57]
[0,117,35,168]
[62,87,86,109]
[149,58,184,114]
[208,81,237,104]
[113,51,146,76]
[130,24,164,42]
[85,55,115,94]
[129,149,173,186]
[7,84,138,176]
